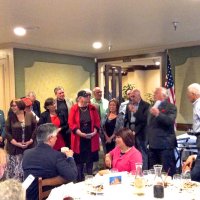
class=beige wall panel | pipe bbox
[175,57,200,124]
[25,62,90,112]
[122,69,160,100]
[144,70,160,95]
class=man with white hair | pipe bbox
[187,83,200,149]
[147,87,177,176]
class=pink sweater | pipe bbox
[109,146,142,172]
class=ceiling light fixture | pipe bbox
[92,42,102,49]
[172,21,179,31]
[155,61,160,66]
[13,27,27,36]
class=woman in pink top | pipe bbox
[105,128,142,172]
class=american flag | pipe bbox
[165,54,176,104]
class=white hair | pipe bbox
[187,83,200,96]
[155,87,169,99]
[0,179,25,200]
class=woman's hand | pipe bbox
[105,154,112,168]
[0,136,3,142]
[25,139,33,147]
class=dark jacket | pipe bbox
[5,112,37,155]
[32,100,41,118]
[38,110,69,138]
[147,100,177,149]
[134,100,150,139]
[191,152,200,182]
[0,110,5,148]
[22,143,78,200]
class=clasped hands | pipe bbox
[79,129,97,139]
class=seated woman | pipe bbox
[105,128,142,172]
[38,98,67,151]
[101,98,124,153]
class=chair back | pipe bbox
[38,176,67,200]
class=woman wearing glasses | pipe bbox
[5,99,37,181]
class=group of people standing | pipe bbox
[1,82,200,196]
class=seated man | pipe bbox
[22,123,78,200]
[182,152,200,182]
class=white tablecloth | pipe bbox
[47,175,200,200]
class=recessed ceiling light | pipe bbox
[155,61,160,66]
[92,42,102,49]
[14,27,27,36]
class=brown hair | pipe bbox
[44,98,55,110]
[10,99,25,110]
[109,98,119,114]
[115,128,135,147]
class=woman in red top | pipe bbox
[68,90,100,182]
[38,98,67,150]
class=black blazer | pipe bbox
[22,143,78,200]
[134,100,150,139]
[191,152,200,182]
[32,100,41,118]
[147,100,177,149]
[38,110,69,136]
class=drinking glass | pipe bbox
[148,169,155,186]
[110,168,118,173]
[173,174,182,189]
[143,170,149,186]
[85,175,93,193]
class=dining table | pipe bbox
[47,172,200,200]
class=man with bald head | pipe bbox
[123,89,150,169]
[187,83,200,150]
[147,87,177,176]
[91,87,109,120]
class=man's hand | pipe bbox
[65,149,74,158]
[150,107,160,117]
[182,155,196,173]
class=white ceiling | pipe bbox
[1,0,200,58]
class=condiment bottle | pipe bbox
[153,164,164,198]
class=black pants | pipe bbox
[76,162,93,182]
[148,148,176,176]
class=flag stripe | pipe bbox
[165,54,176,105]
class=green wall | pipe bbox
[13,48,96,98]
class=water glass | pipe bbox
[85,175,93,192]
[181,172,191,183]
[143,170,149,186]
[173,174,182,188]
[110,168,118,173]
[148,169,155,186]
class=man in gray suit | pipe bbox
[147,87,177,176]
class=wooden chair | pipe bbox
[38,176,67,200]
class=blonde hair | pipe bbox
[0,179,25,200]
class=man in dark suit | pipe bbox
[124,89,150,169]
[147,87,177,176]
[22,123,77,200]
[27,91,41,118]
